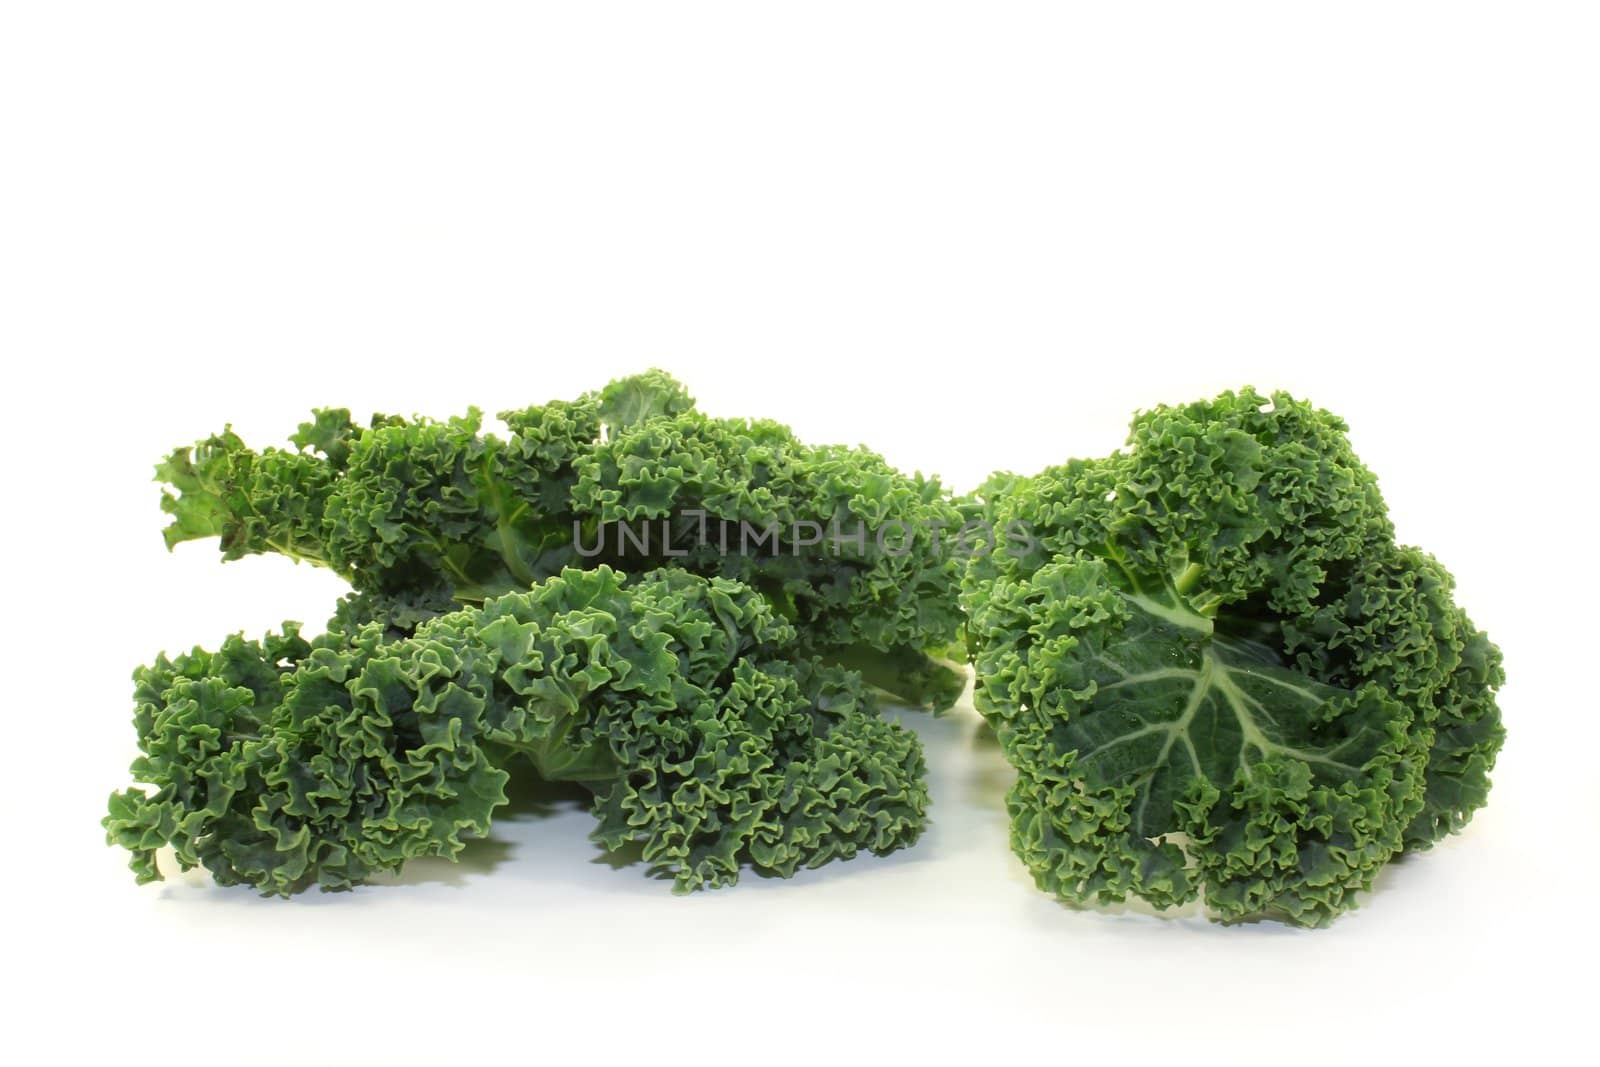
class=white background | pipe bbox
[4,3,1595,1063]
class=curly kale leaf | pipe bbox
[105,567,929,894]
[963,388,1504,925]
[155,371,964,710]
[325,584,459,641]
[571,410,966,683]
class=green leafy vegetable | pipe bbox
[156,370,964,709]
[106,567,928,894]
[961,388,1504,925]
